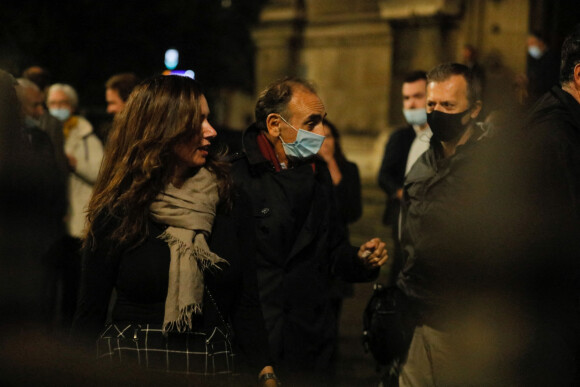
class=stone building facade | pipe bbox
[245,0,537,180]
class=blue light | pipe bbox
[167,70,195,80]
[164,49,179,70]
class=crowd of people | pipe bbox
[1,23,579,387]
[0,65,386,386]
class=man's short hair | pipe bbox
[559,25,580,85]
[105,73,140,102]
[403,70,427,84]
[427,62,481,106]
[254,77,317,131]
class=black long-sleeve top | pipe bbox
[72,200,271,373]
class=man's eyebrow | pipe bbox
[306,113,325,122]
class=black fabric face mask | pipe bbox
[427,108,472,142]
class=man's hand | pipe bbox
[358,237,388,269]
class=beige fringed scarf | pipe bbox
[150,167,227,333]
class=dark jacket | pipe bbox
[378,126,415,226]
[396,127,488,326]
[525,86,580,217]
[520,85,580,384]
[227,123,378,376]
[334,158,362,225]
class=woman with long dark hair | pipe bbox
[72,75,277,385]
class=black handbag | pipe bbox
[362,283,415,367]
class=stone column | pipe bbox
[251,0,306,94]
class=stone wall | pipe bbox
[248,0,531,181]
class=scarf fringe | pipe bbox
[158,230,227,333]
[157,230,227,269]
[162,303,203,333]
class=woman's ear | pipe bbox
[266,113,282,137]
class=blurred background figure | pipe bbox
[15,77,69,330]
[16,78,68,185]
[526,30,560,106]
[462,44,486,97]
[22,65,53,98]
[320,119,362,226]
[378,70,431,285]
[105,72,140,116]
[319,118,362,359]
[19,68,68,180]
[0,69,63,327]
[45,83,104,332]
[97,72,141,143]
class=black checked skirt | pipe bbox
[97,323,235,375]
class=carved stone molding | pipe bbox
[378,0,462,20]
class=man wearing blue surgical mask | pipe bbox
[218,77,389,386]
[378,70,432,284]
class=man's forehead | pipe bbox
[402,79,426,94]
[288,87,325,116]
[427,75,468,99]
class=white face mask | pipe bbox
[403,108,428,126]
[528,45,543,59]
[278,115,325,158]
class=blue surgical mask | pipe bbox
[24,115,40,128]
[528,45,543,59]
[279,115,325,158]
[403,108,428,126]
[49,107,71,122]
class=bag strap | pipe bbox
[204,286,233,338]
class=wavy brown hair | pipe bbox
[84,75,231,251]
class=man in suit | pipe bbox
[378,70,431,283]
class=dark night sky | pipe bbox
[0,0,266,110]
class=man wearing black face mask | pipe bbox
[395,63,485,386]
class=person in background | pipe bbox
[17,76,68,183]
[462,44,486,92]
[46,83,103,240]
[223,76,388,385]
[45,83,104,330]
[71,75,277,386]
[97,72,141,143]
[22,65,53,98]
[1,70,64,325]
[319,118,362,362]
[16,77,68,196]
[378,70,431,285]
[319,118,362,225]
[526,30,560,106]
[105,72,140,116]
